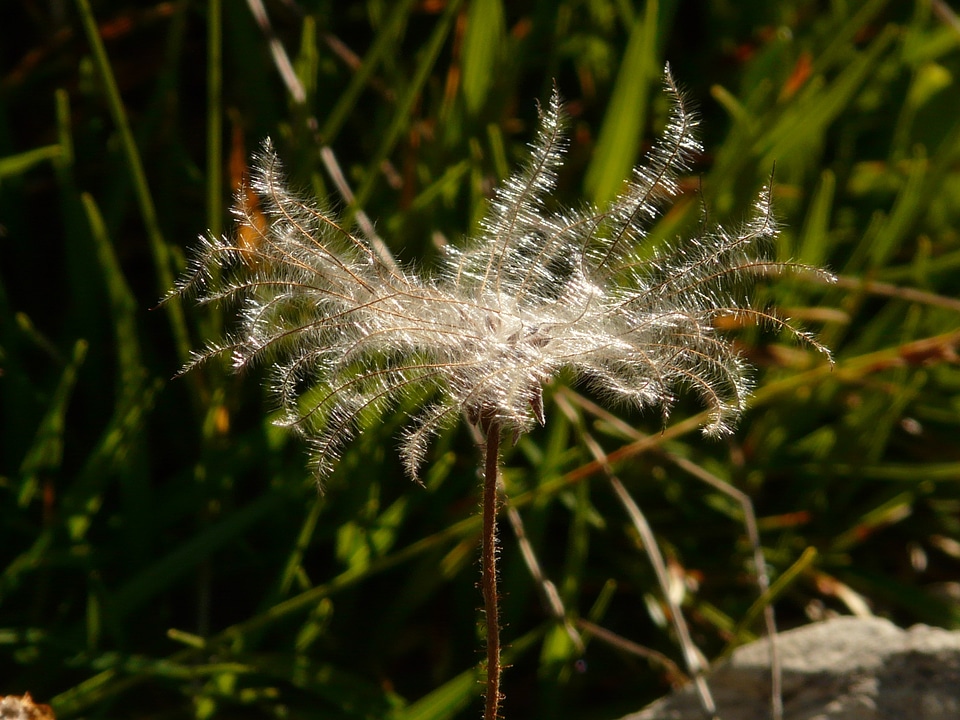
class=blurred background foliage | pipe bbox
[2,1,960,718]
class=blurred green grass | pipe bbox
[2,1,960,718]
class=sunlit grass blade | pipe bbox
[16,339,87,508]
[584,0,660,204]
[461,0,506,113]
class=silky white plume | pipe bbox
[174,65,832,479]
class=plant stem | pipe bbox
[481,420,502,720]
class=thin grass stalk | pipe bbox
[574,618,685,683]
[557,388,783,719]
[206,0,223,241]
[352,0,463,210]
[553,393,718,719]
[319,0,416,143]
[241,1,395,264]
[666,452,782,720]
[499,485,585,654]
[606,474,718,720]
[73,0,192,365]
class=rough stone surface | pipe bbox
[623,616,960,720]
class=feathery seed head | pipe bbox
[174,65,832,480]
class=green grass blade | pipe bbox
[353,0,465,211]
[759,25,898,166]
[207,0,223,241]
[584,0,660,204]
[0,145,63,179]
[73,0,192,364]
[320,0,419,144]
[461,0,505,114]
[16,339,88,507]
[797,169,836,267]
[81,193,143,387]
[107,493,285,620]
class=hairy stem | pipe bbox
[481,419,502,720]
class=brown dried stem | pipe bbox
[481,418,503,720]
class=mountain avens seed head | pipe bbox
[173,65,833,481]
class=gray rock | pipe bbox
[623,616,960,720]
